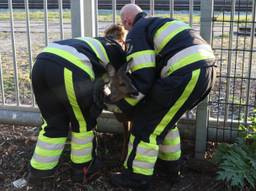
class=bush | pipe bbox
[212,110,256,190]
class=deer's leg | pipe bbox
[121,121,131,162]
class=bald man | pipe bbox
[110,3,216,189]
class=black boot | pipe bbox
[110,170,151,190]
[71,158,104,183]
[27,168,55,191]
[154,159,182,185]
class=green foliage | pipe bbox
[212,110,256,190]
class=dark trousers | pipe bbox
[30,58,98,172]
[125,64,216,176]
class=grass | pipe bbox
[0,10,71,21]
[0,9,253,25]
[0,10,201,24]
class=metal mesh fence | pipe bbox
[0,0,72,107]
[0,0,255,145]
[209,0,256,142]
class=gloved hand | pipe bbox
[92,78,106,109]
[113,112,130,122]
[89,79,106,119]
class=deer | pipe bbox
[104,63,136,162]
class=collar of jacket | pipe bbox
[133,12,147,26]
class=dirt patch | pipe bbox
[0,124,224,191]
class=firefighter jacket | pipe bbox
[117,12,216,113]
[36,37,126,80]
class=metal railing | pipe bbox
[209,0,256,143]
[0,0,255,158]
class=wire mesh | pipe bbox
[0,0,71,107]
[209,0,256,142]
[0,0,255,144]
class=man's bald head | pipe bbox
[120,4,143,31]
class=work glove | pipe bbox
[113,112,131,122]
[89,78,106,119]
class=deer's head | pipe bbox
[105,63,138,103]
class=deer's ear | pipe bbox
[106,64,116,77]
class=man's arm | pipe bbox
[115,27,156,113]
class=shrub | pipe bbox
[212,110,256,190]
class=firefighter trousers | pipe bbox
[30,58,98,174]
[124,63,216,176]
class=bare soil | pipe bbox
[0,124,225,191]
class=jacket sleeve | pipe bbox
[116,24,156,113]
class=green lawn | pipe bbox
[0,10,252,25]
[0,10,198,23]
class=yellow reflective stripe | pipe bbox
[162,136,180,145]
[135,154,157,164]
[124,92,145,106]
[127,50,155,61]
[124,134,135,168]
[157,26,189,53]
[41,118,47,129]
[167,52,215,76]
[138,140,159,151]
[77,37,110,66]
[154,20,191,53]
[71,131,94,145]
[71,142,93,150]
[158,151,181,161]
[36,140,65,150]
[43,47,95,80]
[150,69,201,144]
[71,149,92,157]
[124,145,132,168]
[35,146,63,156]
[72,130,94,138]
[130,62,155,72]
[124,97,139,106]
[30,158,58,170]
[64,68,87,132]
[159,143,181,153]
[38,119,47,135]
[127,50,155,72]
[38,133,66,144]
[133,166,154,176]
[130,134,135,144]
[71,154,92,164]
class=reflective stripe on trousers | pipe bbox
[159,127,181,161]
[64,68,94,164]
[30,120,67,170]
[124,134,159,176]
[64,68,87,132]
[150,69,201,144]
[71,131,94,164]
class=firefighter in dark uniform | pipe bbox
[110,4,216,189]
[28,24,127,187]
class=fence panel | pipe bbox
[0,0,72,107]
[0,0,255,157]
[209,0,256,142]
